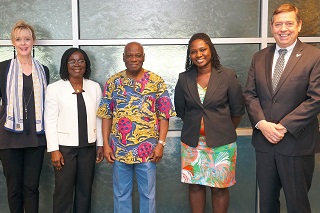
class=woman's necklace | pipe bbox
[71,82,83,94]
[23,86,33,120]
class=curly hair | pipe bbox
[185,33,221,71]
[59,48,91,80]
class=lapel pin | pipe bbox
[296,53,301,57]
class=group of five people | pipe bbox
[0,3,320,213]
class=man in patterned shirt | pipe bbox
[97,42,175,213]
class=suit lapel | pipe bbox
[266,45,275,95]
[203,68,221,106]
[186,68,203,106]
[185,67,222,106]
[66,79,79,94]
[273,40,303,95]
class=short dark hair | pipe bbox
[271,4,301,23]
[185,33,221,71]
[59,48,91,80]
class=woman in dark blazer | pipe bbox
[174,33,245,213]
[0,20,49,213]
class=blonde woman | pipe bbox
[0,20,49,212]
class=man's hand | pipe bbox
[149,143,164,163]
[104,144,115,163]
[276,123,287,135]
[258,120,286,144]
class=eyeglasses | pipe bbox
[67,60,86,66]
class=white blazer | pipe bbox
[45,79,103,152]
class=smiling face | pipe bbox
[12,28,34,57]
[189,39,212,70]
[123,42,145,77]
[67,51,86,80]
[270,11,302,48]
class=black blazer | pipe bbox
[174,66,245,148]
[244,39,320,156]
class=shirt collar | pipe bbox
[275,40,297,53]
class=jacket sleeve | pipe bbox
[243,55,267,127]
[44,83,60,152]
[174,74,186,120]
[95,83,103,146]
[227,69,245,117]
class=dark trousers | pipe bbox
[256,148,314,213]
[53,145,96,213]
[0,146,45,213]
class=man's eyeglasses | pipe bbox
[67,60,86,66]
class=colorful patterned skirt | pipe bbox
[181,136,237,188]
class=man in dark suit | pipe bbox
[244,3,320,213]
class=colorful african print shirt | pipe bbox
[97,69,176,164]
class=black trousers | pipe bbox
[256,148,314,213]
[53,145,96,213]
[0,146,45,213]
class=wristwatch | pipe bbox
[158,140,166,147]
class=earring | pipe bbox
[32,46,35,58]
[13,46,16,59]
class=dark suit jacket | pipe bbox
[174,66,245,148]
[244,39,320,156]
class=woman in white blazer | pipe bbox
[44,48,103,213]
